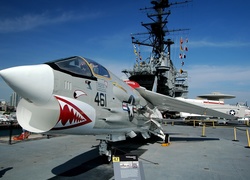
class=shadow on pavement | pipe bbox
[0,167,13,178]
[50,135,152,179]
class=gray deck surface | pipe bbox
[0,124,249,180]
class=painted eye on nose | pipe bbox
[74,90,87,99]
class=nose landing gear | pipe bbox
[99,140,112,163]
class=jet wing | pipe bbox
[136,87,236,120]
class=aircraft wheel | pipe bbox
[102,149,112,164]
[99,140,113,163]
[107,149,112,163]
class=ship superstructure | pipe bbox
[123,0,190,98]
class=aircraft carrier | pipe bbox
[1,1,249,180]
[122,0,189,98]
[0,123,249,179]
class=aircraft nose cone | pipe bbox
[0,64,54,105]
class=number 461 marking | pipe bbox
[95,92,107,107]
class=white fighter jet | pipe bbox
[177,97,250,120]
[0,56,236,162]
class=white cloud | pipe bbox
[187,65,250,103]
[189,39,250,48]
[188,65,250,86]
[0,11,101,33]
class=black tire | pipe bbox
[101,149,112,164]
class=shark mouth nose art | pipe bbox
[53,96,94,130]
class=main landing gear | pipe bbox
[98,132,169,163]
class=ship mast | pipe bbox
[123,0,190,98]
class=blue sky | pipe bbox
[0,0,250,104]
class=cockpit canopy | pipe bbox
[46,56,110,79]
[87,58,110,78]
